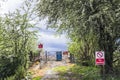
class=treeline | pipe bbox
[0,1,38,79]
[37,0,120,74]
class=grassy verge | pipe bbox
[70,65,100,80]
[54,64,120,80]
[32,76,42,80]
[53,64,100,80]
[53,64,74,74]
[53,66,69,73]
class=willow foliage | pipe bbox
[37,0,120,73]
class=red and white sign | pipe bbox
[95,51,105,65]
[38,43,43,48]
[63,51,68,55]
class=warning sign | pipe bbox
[95,51,105,65]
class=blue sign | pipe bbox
[56,51,62,61]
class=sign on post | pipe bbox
[38,43,43,48]
[95,51,105,65]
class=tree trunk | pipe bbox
[104,37,114,74]
[98,17,114,74]
[99,30,114,74]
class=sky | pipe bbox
[0,0,69,52]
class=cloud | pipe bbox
[35,18,69,51]
[37,30,68,51]
[0,0,24,14]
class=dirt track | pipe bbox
[29,56,71,79]
[41,61,68,80]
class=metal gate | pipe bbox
[46,51,63,61]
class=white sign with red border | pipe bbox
[95,51,105,65]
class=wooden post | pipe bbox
[103,65,105,80]
[45,51,47,63]
[39,49,42,69]
[100,65,105,80]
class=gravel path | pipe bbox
[41,61,67,80]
